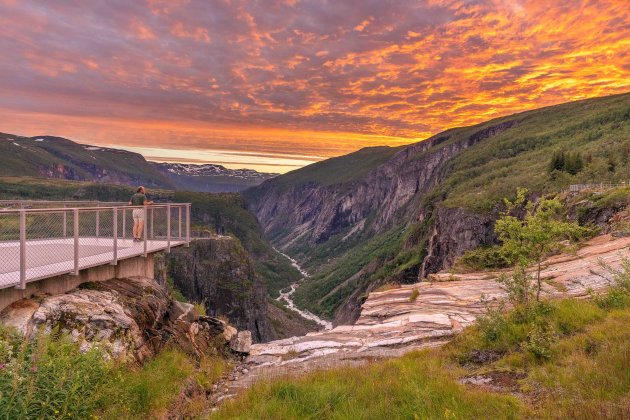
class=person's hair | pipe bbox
[137,186,144,193]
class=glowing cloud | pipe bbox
[0,0,628,171]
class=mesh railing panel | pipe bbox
[0,202,190,290]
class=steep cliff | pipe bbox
[420,207,496,278]
[247,120,515,254]
[166,236,275,343]
[246,120,517,322]
[245,93,630,323]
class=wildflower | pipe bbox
[31,366,38,373]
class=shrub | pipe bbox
[458,246,513,270]
[408,289,419,302]
[524,322,554,360]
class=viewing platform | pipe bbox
[0,200,190,309]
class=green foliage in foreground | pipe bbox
[214,352,521,420]
[0,329,109,418]
[214,262,630,419]
[0,329,228,419]
[495,189,593,302]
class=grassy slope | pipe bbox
[214,292,630,419]
[263,93,630,319]
[0,176,300,296]
[0,133,173,187]
[244,146,401,203]
[0,326,229,419]
[437,92,630,211]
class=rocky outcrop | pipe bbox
[248,234,630,366]
[420,207,496,278]
[568,199,629,231]
[210,233,630,405]
[0,277,242,363]
[166,236,275,343]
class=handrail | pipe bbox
[568,182,630,192]
[0,203,190,214]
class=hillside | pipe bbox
[245,92,630,322]
[0,133,276,192]
[0,133,173,187]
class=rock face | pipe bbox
[0,277,241,362]
[420,207,497,278]
[248,121,516,252]
[245,121,516,323]
[230,331,252,353]
[166,236,275,343]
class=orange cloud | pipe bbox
[0,0,628,171]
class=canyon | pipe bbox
[211,233,630,404]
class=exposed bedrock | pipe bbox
[0,276,245,362]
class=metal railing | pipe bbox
[0,201,190,290]
[569,182,630,193]
[0,200,128,210]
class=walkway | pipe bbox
[0,237,186,289]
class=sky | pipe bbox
[0,0,628,173]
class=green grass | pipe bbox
[0,327,229,419]
[214,299,630,419]
[213,352,521,419]
[98,349,228,418]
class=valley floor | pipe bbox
[210,233,630,408]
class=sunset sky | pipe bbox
[1,0,628,172]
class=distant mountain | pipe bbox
[0,132,276,192]
[151,162,278,193]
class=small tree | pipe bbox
[495,188,590,302]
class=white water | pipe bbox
[275,249,333,330]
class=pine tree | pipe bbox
[548,151,565,173]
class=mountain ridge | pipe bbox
[0,132,276,192]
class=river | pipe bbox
[275,249,333,330]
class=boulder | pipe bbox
[230,330,252,353]
[170,301,199,323]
